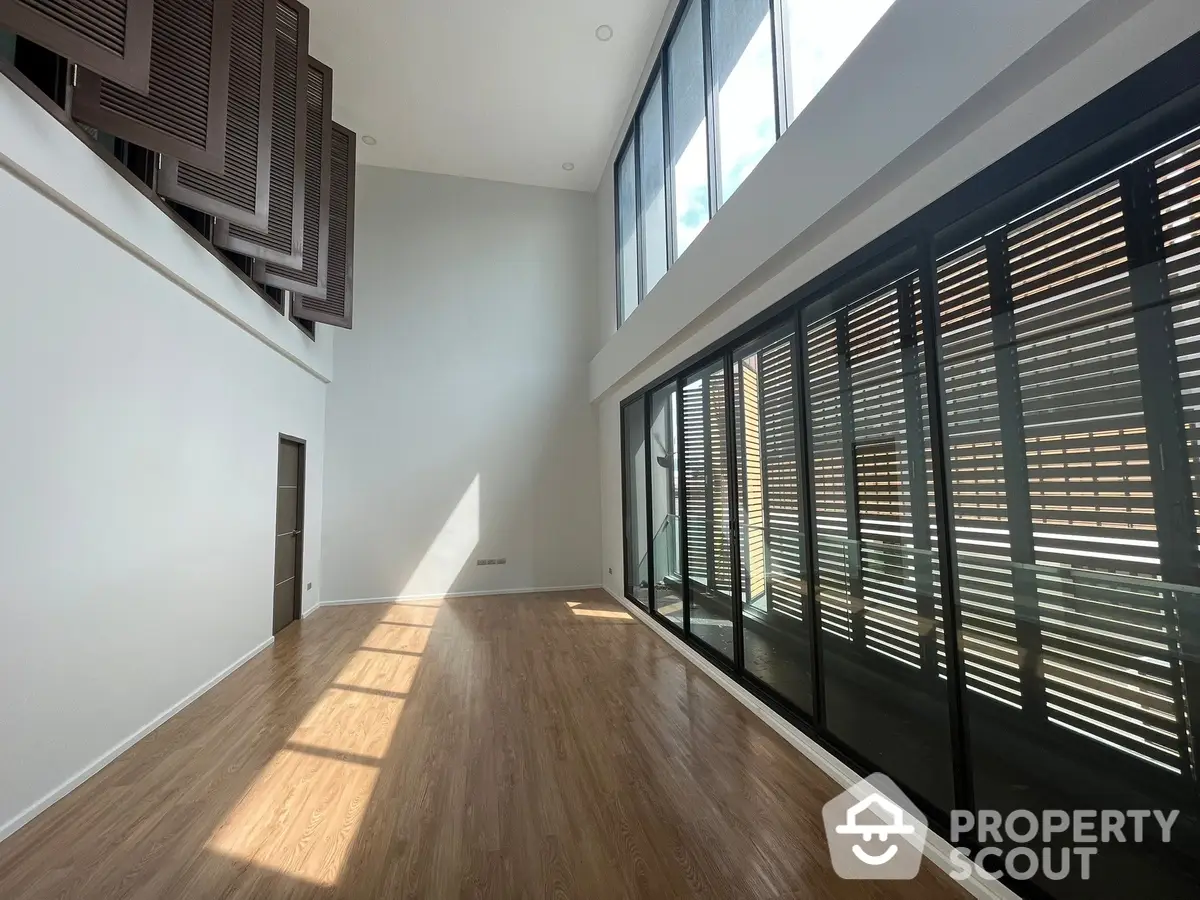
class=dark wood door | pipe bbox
[273,436,304,635]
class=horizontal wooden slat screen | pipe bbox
[747,331,807,622]
[0,0,153,92]
[157,0,273,228]
[936,172,1193,775]
[740,360,766,602]
[682,379,708,593]
[935,241,1023,707]
[254,55,329,297]
[804,272,942,675]
[1155,135,1200,556]
[213,0,306,265]
[806,313,854,642]
[293,120,353,327]
[73,0,232,173]
[709,366,732,599]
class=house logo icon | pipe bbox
[822,774,928,880]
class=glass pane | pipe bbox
[935,167,1200,895]
[650,383,684,629]
[711,0,776,204]
[804,271,953,811]
[667,0,709,257]
[638,74,668,295]
[733,327,812,713]
[681,359,736,661]
[784,0,894,124]
[617,143,639,323]
[622,398,649,605]
[0,29,16,66]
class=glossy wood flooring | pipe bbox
[0,591,967,899]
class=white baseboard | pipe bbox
[323,584,603,606]
[301,602,321,618]
[0,633,277,845]
[605,587,1015,900]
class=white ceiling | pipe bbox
[304,0,672,192]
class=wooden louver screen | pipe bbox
[759,333,806,621]
[935,242,1022,706]
[293,121,354,327]
[254,55,330,297]
[739,360,766,602]
[709,367,732,597]
[157,0,274,228]
[936,173,1192,774]
[806,274,942,671]
[72,0,232,173]
[213,0,306,265]
[806,313,853,641]
[1155,135,1200,563]
[680,365,732,600]
[850,277,939,671]
[682,379,708,589]
[0,0,153,92]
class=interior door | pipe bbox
[273,436,304,634]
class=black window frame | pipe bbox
[614,0,797,328]
[618,33,1200,899]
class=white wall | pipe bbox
[320,166,600,602]
[593,0,1200,599]
[0,76,327,838]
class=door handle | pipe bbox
[292,530,302,537]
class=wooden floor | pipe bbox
[0,591,967,899]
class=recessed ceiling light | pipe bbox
[562,162,575,172]
[595,24,613,42]
[362,135,377,146]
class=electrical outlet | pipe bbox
[307,582,313,590]
[608,567,613,575]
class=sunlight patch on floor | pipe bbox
[338,645,422,693]
[287,687,404,759]
[207,749,379,886]
[566,600,632,620]
[207,609,439,885]
[569,607,632,620]
[360,621,432,655]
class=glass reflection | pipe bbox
[650,383,684,629]
[682,360,736,661]
[733,327,813,712]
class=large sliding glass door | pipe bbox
[617,46,1200,898]
[802,266,953,811]
[621,397,649,606]
[649,382,685,629]
[732,324,813,713]
[932,138,1200,898]
[681,358,737,662]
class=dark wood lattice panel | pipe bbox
[212,0,306,265]
[0,0,153,91]
[157,0,274,227]
[73,0,232,172]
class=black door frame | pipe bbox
[279,433,306,628]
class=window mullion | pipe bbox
[795,307,825,725]
[724,350,746,672]
[633,117,646,304]
[700,0,721,217]
[768,0,788,138]
[917,243,976,816]
[662,54,677,265]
